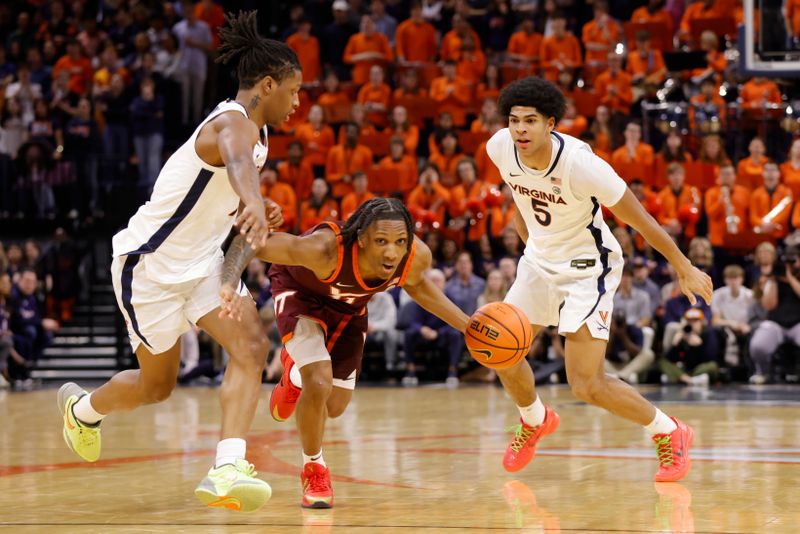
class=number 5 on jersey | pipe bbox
[531,199,551,226]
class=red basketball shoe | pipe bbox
[503,404,560,472]
[270,349,301,422]
[653,417,695,482]
[301,462,334,509]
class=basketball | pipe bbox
[466,302,533,370]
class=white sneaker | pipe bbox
[749,374,767,385]
[0,374,9,389]
[660,374,670,385]
[689,373,709,387]
[626,373,639,385]
[401,375,418,387]
[445,376,459,388]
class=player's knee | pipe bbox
[140,380,175,404]
[303,370,333,400]
[231,334,270,370]
[569,377,605,404]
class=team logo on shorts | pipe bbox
[598,311,609,325]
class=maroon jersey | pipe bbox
[268,221,417,316]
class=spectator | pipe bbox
[476,63,502,103]
[26,48,52,96]
[556,98,587,139]
[705,163,749,255]
[429,59,471,127]
[750,162,793,240]
[287,18,320,84]
[6,244,24,281]
[385,105,419,155]
[172,1,212,125]
[0,97,28,162]
[489,183,516,240]
[595,52,633,118]
[660,308,719,386]
[632,257,662,318]
[97,73,132,183]
[395,2,437,62]
[341,171,375,219]
[295,105,335,174]
[428,111,455,157]
[5,64,41,126]
[780,138,800,199]
[357,65,391,128]
[299,178,339,233]
[654,129,693,191]
[712,264,754,368]
[393,68,428,100]
[689,78,727,133]
[326,122,374,198]
[1,272,25,389]
[93,44,130,96]
[471,98,501,133]
[678,0,722,45]
[344,15,394,85]
[441,13,482,61]
[342,103,378,140]
[539,11,582,82]
[377,136,418,193]
[740,76,782,113]
[51,39,92,96]
[455,34,486,85]
[260,166,297,232]
[63,97,100,217]
[438,238,460,280]
[606,265,655,383]
[371,0,399,45]
[429,130,464,185]
[688,31,726,87]
[130,77,164,195]
[499,256,517,286]
[448,158,488,245]
[657,163,701,241]
[627,31,666,101]
[476,122,504,185]
[408,163,451,232]
[402,268,462,386]
[737,137,770,191]
[581,1,622,72]
[154,32,182,81]
[10,268,59,376]
[697,133,730,169]
[477,268,508,307]
[611,121,654,186]
[590,104,613,154]
[630,0,674,37]
[42,228,80,323]
[366,291,398,371]
[507,16,543,66]
[277,140,315,201]
[321,1,357,81]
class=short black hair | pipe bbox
[216,10,301,89]
[341,198,414,252]
[498,77,566,124]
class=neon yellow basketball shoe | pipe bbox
[57,382,102,462]
[195,459,272,512]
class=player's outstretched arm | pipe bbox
[608,188,713,305]
[513,209,529,243]
[216,113,270,249]
[403,239,470,333]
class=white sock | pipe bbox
[644,408,678,436]
[303,449,326,468]
[518,396,546,427]
[289,364,302,388]
[215,438,246,468]
[72,392,106,425]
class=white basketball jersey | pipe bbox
[112,100,268,284]
[486,129,625,270]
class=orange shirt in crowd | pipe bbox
[357,82,392,128]
[704,184,750,246]
[507,30,544,62]
[287,32,321,83]
[384,125,419,155]
[341,191,376,220]
[294,122,335,168]
[475,83,500,102]
[440,29,482,61]
[679,0,722,38]
[581,18,622,65]
[736,156,769,190]
[612,143,655,185]
[449,179,488,242]
[429,151,465,187]
[408,182,452,229]
[540,33,582,81]
[261,180,297,232]
[490,204,517,238]
[318,89,352,113]
[325,144,375,197]
[788,0,800,37]
[276,89,310,134]
[689,49,726,80]
[750,184,793,239]
[429,76,472,126]
[626,49,666,84]
[343,32,394,85]
[476,140,502,185]
[336,123,378,145]
[688,93,727,130]
[377,154,418,192]
[395,18,438,61]
[456,49,487,85]
[658,185,702,238]
[299,198,340,233]
[653,154,694,191]
[277,159,315,202]
[779,160,800,198]
[393,87,428,101]
[195,1,225,49]
[740,79,782,110]
[594,129,613,154]
[557,115,588,138]
[629,6,674,38]
[793,201,800,230]
[594,69,634,114]
[53,55,93,95]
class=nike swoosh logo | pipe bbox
[341,376,356,381]
[338,284,356,288]
[510,173,522,177]
[595,322,609,332]
[473,348,493,359]
[228,209,237,216]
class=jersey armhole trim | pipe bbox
[398,240,418,287]
[318,222,344,284]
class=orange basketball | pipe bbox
[466,302,533,370]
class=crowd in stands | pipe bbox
[2,0,800,388]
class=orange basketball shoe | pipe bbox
[301,462,334,509]
[503,404,560,472]
[270,349,301,422]
[653,417,695,482]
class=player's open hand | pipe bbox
[236,201,269,249]
[218,283,245,321]
[264,198,284,230]
[677,263,713,306]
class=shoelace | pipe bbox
[76,427,98,448]
[654,435,674,466]
[306,468,331,493]
[505,423,535,453]
[236,462,258,478]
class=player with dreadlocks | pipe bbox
[219,198,470,508]
[57,11,301,512]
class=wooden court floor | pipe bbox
[1,384,799,533]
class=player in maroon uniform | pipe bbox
[218,198,470,508]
